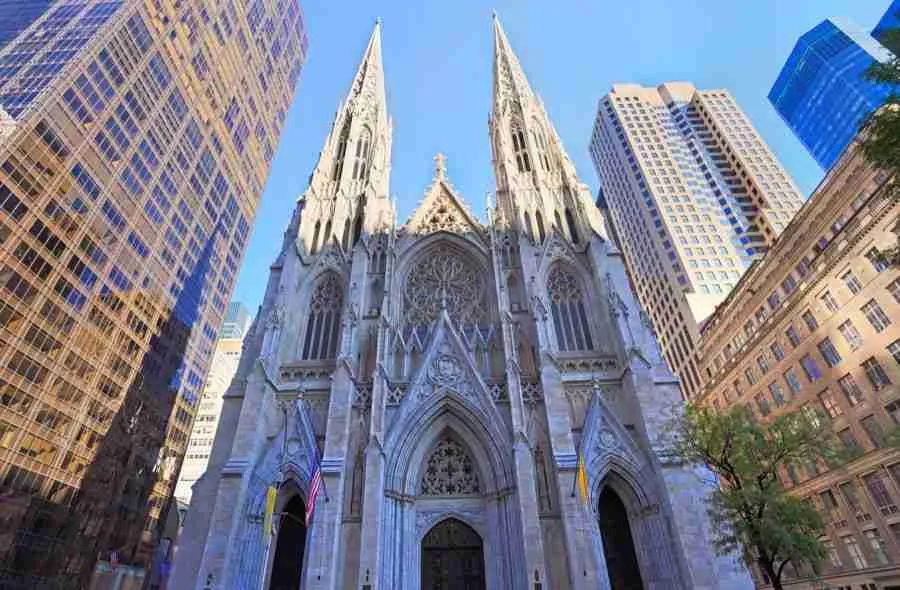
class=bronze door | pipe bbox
[421,518,485,590]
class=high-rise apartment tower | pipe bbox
[0,1,307,586]
[590,83,804,397]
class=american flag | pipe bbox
[305,450,323,526]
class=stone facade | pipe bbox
[173,17,752,590]
[698,137,900,589]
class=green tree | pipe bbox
[863,27,900,265]
[672,405,848,590]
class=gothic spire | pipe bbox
[492,13,535,114]
[298,20,394,254]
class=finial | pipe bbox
[434,153,447,181]
[492,9,498,19]
[375,16,382,25]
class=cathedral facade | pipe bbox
[174,18,753,590]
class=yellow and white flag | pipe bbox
[576,453,589,504]
[262,485,278,541]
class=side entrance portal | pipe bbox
[421,518,486,590]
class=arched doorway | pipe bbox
[269,496,306,590]
[421,518,485,590]
[598,486,644,590]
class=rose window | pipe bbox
[404,246,484,325]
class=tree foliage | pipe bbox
[672,405,848,590]
[863,27,900,264]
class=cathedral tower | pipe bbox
[175,17,753,590]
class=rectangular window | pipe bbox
[866,247,890,273]
[754,393,770,417]
[768,382,786,407]
[784,368,803,394]
[821,290,839,313]
[744,367,758,386]
[837,428,860,453]
[757,354,770,375]
[838,320,864,351]
[887,401,900,425]
[889,278,900,304]
[864,529,890,565]
[862,299,891,333]
[861,415,886,449]
[769,340,785,361]
[864,472,897,515]
[802,310,818,332]
[818,337,842,367]
[819,389,843,418]
[862,357,892,390]
[838,374,865,406]
[801,354,822,382]
[786,324,801,347]
[888,339,900,366]
[842,271,862,295]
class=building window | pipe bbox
[332,120,350,181]
[842,270,862,295]
[888,278,900,304]
[862,357,892,390]
[770,340,785,361]
[842,536,868,569]
[819,389,843,419]
[784,368,802,394]
[866,247,890,273]
[838,374,864,406]
[547,266,593,352]
[757,354,770,375]
[801,310,818,332]
[820,290,839,313]
[744,367,758,386]
[785,324,801,347]
[511,125,531,173]
[351,127,371,181]
[768,382,786,407]
[301,273,344,360]
[837,428,860,454]
[823,539,842,569]
[888,339,900,366]
[800,354,822,382]
[530,125,551,172]
[863,529,890,565]
[861,299,891,333]
[863,472,897,515]
[837,320,864,351]
[755,393,770,417]
[886,400,900,425]
[817,337,842,367]
[861,416,886,449]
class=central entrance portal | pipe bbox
[421,518,486,590]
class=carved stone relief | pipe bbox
[420,438,481,496]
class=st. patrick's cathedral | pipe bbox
[174,17,754,590]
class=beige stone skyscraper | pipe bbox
[175,302,252,504]
[590,83,805,397]
[0,1,306,586]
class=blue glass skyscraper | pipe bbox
[769,17,895,171]
[873,0,900,43]
[0,0,53,50]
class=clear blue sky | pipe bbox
[232,0,889,314]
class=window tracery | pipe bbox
[404,246,485,326]
[351,127,371,181]
[531,123,551,171]
[547,266,594,351]
[511,124,531,173]
[301,273,344,360]
[420,438,480,495]
[332,120,350,181]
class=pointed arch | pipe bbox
[268,495,307,590]
[565,208,580,245]
[341,218,351,251]
[523,211,533,242]
[323,220,332,249]
[554,210,564,237]
[546,264,593,351]
[535,210,546,243]
[332,118,351,181]
[530,118,551,172]
[310,220,321,254]
[352,210,364,245]
[510,122,531,173]
[597,485,644,590]
[301,272,344,360]
[352,126,372,181]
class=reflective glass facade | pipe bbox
[0,1,307,587]
[873,0,900,43]
[769,18,895,170]
[0,1,54,51]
